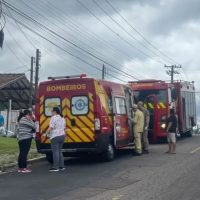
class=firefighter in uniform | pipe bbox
[130,104,144,156]
[137,101,150,153]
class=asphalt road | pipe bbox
[1,135,200,200]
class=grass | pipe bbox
[0,136,41,169]
[0,137,19,155]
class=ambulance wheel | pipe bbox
[45,153,53,163]
[102,142,115,161]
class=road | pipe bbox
[1,135,200,200]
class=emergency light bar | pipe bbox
[128,79,164,83]
[48,74,87,80]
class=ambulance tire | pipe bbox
[102,142,115,162]
[45,153,53,163]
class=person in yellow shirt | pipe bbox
[130,104,144,155]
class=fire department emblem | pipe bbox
[75,99,86,111]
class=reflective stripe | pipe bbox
[148,103,154,109]
[159,102,166,109]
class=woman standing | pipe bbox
[46,107,66,172]
[17,110,36,173]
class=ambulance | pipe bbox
[35,75,134,162]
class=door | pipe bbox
[124,88,134,143]
[113,96,129,148]
[145,94,158,143]
[64,94,95,143]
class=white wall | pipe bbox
[0,110,20,132]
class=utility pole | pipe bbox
[102,64,106,80]
[29,56,35,109]
[35,49,41,99]
[165,65,181,83]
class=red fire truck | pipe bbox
[130,80,196,143]
[35,75,134,162]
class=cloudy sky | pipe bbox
[0,0,200,118]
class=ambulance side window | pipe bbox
[108,96,113,113]
[44,98,61,117]
[71,96,89,115]
[115,97,126,115]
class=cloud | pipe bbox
[1,0,200,120]
[149,0,200,35]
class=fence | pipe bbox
[0,110,19,132]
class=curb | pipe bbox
[0,156,45,173]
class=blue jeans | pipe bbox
[51,135,65,169]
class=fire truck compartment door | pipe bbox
[113,97,129,148]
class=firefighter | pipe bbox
[137,101,150,153]
[130,104,144,156]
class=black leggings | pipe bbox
[18,138,32,169]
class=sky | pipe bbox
[0,0,200,119]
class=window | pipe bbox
[134,89,167,103]
[71,96,89,115]
[115,97,126,115]
[108,96,113,113]
[44,98,61,117]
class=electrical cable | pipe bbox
[104,0,180,65]
[3,11,127,82]
[2,0,139,80]
[77,0,164,65]
[93,0,170,65]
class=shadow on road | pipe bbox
[64,148,133,166]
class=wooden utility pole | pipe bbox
[102,64,106,80]
[29,56,35,108]
[35,49,41,99]
[165,65,181,83]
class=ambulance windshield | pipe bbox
[134,89,167,104]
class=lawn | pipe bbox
[0,136,41,168]
[0,137,19,155]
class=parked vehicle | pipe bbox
[130,80,196,142]
[35,75,134,162]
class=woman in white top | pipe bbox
[46,107,66,172]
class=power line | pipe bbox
[3,11,127,82]
[3,0,138,80]
[104,0,180,65]
[44,0,135,60]
[77,0,164,65]
[5,4,37,50]
[2,0,139,81]
[5,25,31,58]
[1,65,28,73]
[33,0,145,78]
[42,0,146,79]
[4,40,29,68]
[19,0,136,80]
[4,8,100,77]
[93,0,169,65]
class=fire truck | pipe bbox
[130,80,196,143]
[35,75,134,162]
